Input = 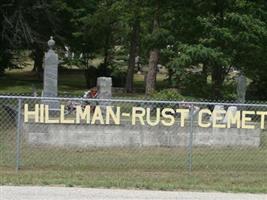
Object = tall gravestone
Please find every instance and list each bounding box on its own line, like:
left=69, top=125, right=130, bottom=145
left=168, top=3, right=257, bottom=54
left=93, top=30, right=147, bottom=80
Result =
left=43, top=37, right=59, bottom=109
left=237, top=73, right=247, bottom=103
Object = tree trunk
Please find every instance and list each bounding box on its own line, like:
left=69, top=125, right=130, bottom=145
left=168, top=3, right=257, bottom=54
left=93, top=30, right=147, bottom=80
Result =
left=0, top=67, right=4, bottom=77
left=211, top=66, right=225, bottom=99
left=125, top=18, right=140, bottom=93
left=210, top=1, right=226, bottom=99
left=32, top=45, right=44, bottom=80
left=103, top=31, right=111, bottom=76
left=145, top=0, right=160, bottom=95
left=85, top=69, right=96, bottom=88
left=146, top=49, right=160, bottom=94
left=83, top=55, right=97, bottom=88
left=201, top=64, right=208, bottom=85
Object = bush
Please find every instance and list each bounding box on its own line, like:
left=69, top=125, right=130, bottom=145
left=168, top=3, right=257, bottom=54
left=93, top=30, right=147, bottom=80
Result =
left=111, top=69, right=127, bottom=87
left=84, top=66, right=97, bottom=88
left=247, top=80, right=267, bottom=101
left=96, top=63, right=112, bottom=77
left=151, top=88, right=186, bottom=101
left=178, top=72, right=210, bottom=98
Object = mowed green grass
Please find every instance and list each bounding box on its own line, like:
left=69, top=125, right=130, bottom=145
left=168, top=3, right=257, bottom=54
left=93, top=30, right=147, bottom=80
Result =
left=0, top=122, right=266, bottom=193
left=0, top=69, right=87, bottom=95
left=0, top=68, right=167, bottom=96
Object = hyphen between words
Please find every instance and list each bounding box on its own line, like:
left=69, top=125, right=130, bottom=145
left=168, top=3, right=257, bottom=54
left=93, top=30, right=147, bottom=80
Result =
left=24, top=104, right=267, bottom=129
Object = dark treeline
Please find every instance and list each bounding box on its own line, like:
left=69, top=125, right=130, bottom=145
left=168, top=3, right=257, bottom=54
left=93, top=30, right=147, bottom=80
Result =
left=1, top=0, right=267, bottom=100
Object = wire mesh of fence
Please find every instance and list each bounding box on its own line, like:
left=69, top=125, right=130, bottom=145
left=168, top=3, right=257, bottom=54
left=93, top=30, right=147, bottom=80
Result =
left=0, top=95, right=266, bottom=191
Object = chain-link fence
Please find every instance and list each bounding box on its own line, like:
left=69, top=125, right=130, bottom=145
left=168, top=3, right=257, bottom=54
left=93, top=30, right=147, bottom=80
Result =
left=0, top=95, right=267, bottom=191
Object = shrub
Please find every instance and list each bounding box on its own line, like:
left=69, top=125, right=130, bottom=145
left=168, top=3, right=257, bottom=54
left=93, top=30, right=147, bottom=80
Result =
left=151, top=88, right=186, bottom=101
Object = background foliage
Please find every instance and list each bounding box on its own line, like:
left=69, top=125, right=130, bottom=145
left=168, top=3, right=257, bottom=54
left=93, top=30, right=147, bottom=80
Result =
left=0, top=0, right=267, bottom=100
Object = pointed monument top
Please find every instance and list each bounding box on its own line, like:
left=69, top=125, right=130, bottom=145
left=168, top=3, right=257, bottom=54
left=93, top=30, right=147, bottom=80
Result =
left=48, top=36, right=55, bottom=50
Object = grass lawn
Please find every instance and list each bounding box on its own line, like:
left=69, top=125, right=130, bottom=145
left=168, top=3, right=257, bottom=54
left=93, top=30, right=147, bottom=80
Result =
left=0, top=68, right=90, bottom=95
left=0, top=67, right=167, bottom=97
left=0, top=123, right=266, bottom=193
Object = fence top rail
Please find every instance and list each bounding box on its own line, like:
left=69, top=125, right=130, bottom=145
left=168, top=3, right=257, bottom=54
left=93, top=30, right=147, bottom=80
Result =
left=0, top=95, right=267, bottom=107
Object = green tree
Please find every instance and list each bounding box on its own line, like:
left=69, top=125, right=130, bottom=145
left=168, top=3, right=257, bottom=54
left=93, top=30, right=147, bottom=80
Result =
left=0, top=0, right=65, bottom=77
left=166, top=0, right=267, bottom=99
left=124, top=0, right=142, bottom=93
left=62, top=0, right=126, bottom=87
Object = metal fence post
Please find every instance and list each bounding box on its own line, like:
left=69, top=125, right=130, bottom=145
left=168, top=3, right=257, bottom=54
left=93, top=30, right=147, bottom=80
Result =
left=16, top=98, right=22, bottom=172
left=187, top=104, right=194, bottom=173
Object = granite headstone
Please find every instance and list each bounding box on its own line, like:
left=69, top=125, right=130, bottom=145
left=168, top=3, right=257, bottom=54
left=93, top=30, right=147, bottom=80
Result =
left=43, top=37, right=59, bottom=109
left=97, top=77, right=112, bottom=113
left=237, top=73, right=247, bottom=103
left=97, top=77, right=112, bottom=99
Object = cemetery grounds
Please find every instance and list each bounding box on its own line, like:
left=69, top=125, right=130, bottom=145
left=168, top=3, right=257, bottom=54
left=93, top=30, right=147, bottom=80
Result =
left=0, top=101, right=266, bottom=194
left=0, top=68, right=266, bottom=194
